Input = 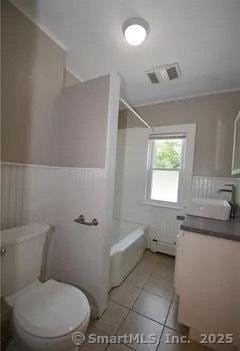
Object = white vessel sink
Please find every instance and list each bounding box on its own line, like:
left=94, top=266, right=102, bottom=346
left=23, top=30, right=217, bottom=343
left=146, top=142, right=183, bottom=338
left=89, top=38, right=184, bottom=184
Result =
left=186, top=198, right=231, bottom=221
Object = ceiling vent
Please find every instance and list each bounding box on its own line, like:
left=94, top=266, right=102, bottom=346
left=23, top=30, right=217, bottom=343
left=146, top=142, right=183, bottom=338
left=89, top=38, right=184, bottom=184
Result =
left=146, top=63, right=181, bottom=83
left=146, top=72, right=159, bottom=84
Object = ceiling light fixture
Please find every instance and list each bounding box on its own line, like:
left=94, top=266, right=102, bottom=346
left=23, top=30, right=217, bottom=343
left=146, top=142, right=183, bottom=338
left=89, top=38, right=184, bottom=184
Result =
left=122, top=17, right=149, bottom=46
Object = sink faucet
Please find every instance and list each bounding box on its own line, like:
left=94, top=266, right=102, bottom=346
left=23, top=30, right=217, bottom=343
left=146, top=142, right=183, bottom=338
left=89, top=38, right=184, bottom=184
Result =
left=218, top=184, right=237, bottom=219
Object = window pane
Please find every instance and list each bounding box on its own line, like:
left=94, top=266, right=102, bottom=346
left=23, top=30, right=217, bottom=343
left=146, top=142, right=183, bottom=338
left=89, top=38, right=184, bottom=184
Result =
left=151, top=170, right=179, bottom=203
left=153, top=139, right=183, bottom=169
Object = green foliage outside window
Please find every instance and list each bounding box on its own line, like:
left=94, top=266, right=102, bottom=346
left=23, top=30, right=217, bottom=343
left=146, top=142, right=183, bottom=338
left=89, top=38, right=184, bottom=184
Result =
left=153, top=139, right=182, bottom=169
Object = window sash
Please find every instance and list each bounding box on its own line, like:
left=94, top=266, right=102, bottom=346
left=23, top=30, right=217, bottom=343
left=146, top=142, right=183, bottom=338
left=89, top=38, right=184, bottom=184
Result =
left=150, top=169, right=180, bottom=203
left=146, top=135, right=186, bottom=205
left=149, top=133, right=186, bottom=140
left=151, top=167, right=180, bottom=171
left=149, top=137, right=185, bottom=170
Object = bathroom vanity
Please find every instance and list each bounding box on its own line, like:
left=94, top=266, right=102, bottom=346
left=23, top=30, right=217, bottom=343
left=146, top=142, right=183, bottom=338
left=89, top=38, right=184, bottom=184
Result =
left=174, top=215, right=240, bottom=351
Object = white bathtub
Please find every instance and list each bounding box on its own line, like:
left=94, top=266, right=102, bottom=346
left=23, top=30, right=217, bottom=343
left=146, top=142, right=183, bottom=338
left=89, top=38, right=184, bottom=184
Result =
left=109, top=219, right=147, bottom=289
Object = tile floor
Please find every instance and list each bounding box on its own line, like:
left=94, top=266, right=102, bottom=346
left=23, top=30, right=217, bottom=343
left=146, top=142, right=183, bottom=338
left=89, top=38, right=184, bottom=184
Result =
left=83, top=250, right=212, bottom=351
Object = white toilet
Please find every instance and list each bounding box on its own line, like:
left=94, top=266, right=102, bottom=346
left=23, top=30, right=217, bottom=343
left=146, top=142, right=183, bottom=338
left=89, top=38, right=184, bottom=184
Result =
left=1, top=223, right=90, bottom=351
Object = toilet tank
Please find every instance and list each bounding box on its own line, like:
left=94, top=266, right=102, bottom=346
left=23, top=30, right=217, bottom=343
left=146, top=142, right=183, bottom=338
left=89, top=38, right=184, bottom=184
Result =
left=0, top=223, right=54, bottom=297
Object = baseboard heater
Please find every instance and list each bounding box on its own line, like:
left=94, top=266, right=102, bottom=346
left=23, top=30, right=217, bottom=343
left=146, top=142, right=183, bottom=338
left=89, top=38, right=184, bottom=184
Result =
left=150, top=240, right=176, bottom=256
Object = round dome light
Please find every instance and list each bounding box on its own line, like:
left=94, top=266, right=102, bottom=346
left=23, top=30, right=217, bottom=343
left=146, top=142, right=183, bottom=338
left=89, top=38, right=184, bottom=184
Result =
left=123, top=18, right=149, bottom=46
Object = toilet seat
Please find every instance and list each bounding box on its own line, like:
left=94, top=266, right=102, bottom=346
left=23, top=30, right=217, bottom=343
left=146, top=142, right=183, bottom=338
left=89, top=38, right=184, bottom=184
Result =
left=13, top=279, right=90, bottom=339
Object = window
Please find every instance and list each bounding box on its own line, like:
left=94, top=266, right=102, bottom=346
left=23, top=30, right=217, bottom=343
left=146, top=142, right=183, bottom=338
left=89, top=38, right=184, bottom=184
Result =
left=149, top=136, right=185, bottom=203
left=145, top=124, right=196, bottom=208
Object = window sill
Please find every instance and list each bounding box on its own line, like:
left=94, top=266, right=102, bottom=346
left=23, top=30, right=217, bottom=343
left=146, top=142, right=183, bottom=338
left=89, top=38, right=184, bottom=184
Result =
left=140, top=201, right=183, bottom=210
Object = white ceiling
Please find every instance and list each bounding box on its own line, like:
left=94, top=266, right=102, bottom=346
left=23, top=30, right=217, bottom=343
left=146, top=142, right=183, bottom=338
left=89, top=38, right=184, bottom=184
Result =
left=11, top=0, right=240, bottom=106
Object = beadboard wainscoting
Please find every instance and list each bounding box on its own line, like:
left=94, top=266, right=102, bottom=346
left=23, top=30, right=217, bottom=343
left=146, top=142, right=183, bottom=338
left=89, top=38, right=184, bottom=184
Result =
left=192, top=176, right=240, bottom=202
left=1, top=163, right=58, bottom=230
left=1, top=162, right=107, bottom=231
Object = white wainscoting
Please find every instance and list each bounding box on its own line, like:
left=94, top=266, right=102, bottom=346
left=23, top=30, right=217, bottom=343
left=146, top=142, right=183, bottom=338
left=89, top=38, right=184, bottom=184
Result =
left=1, top=163, right=57, bottom=230
left=192, top=176, right=240, bottom=203
left=1, top=163, right=107, bottom=230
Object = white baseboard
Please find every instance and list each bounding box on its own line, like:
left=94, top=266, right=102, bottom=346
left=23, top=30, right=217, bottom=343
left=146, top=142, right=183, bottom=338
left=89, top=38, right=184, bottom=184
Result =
left=150, top=241, right=176, bottom=256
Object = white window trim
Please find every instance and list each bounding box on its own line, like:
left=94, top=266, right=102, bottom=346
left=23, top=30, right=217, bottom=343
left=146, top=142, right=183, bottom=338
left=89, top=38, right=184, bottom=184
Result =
left=145, top=123, right=196, bottom=209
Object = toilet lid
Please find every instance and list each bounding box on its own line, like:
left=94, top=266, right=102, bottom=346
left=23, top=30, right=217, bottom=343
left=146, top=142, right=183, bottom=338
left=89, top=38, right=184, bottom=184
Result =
left=14, top=280, right=90, bottom=339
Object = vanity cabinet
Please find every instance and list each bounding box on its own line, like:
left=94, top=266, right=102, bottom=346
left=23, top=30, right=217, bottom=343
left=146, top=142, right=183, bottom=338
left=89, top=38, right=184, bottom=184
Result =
left=232, top=111, right=240, bottom=175
left=174, top=230, right=240, bottom=349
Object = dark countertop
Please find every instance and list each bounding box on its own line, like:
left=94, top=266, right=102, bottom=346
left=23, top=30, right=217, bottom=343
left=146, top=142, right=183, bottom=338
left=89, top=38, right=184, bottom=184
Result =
left=180, top=215, right=240, bottom=242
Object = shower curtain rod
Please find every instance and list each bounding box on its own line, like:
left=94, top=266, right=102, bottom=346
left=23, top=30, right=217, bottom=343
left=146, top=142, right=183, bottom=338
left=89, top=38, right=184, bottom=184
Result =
left=120, top=98, right=151, bottom=129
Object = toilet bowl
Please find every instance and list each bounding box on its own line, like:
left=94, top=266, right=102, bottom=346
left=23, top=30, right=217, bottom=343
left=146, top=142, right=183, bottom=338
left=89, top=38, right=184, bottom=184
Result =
left=6, top=279, right=90, bottom=351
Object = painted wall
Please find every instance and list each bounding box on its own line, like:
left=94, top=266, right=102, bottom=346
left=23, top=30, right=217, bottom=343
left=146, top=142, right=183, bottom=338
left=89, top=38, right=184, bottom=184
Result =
left=64, top=68, right=81, bottom=87
left=57, top=75, right=110, bottom=168
left=1, top=2, right=110, bottom=169
left=1, top=1, right=66, bottom=166
left=119, top=91, right=240, bottom=177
